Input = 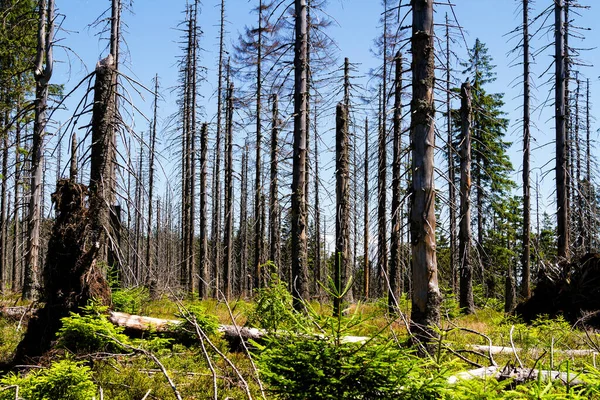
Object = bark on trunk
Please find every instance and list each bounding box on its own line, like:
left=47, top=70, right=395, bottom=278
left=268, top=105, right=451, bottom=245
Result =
left=199, top=123, right=209, bottom=298
left=555, top=0, right=569, bottom=262
left=254, top=0, right=264, bottom=290
left=363, top=117, right=370, bottom=299
left=23, top=0, right=54, bottom=300
left=389, top=52, right=402, bottom=313
left=146, top=76, right=159, bottom=289
left=409, top=0, right=441, bottom=345
left=223, top=83, right=234, bottom=300
left=269, top=94, right=280, bottom=268
left=239, top=142, right=249, bottom=296
left=521, top=0, right=531, bottom=299
left=459, top=82, right=474, bottom=315
left=0, top=133, right=7, bottom=292
left=334, top=103, right=349, bottom=317
left=212, top=0, right=226, bottom=297
left=445, top=13, right=457, bottom=295
left=291, top=0, right=309, bottom=309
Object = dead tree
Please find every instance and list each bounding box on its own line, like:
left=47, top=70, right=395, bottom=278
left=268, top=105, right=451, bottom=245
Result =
left=23, top=0, right=54, bottom=300
left=199, top=123, right=209, bottom=298
left=363, top=117, right=370, bottom=299
left=334, top=103, right=349, bottom=317
left=445, top=13, right=457, bottom=295
left=291, top=0, right=309, bottom=309
left=555, top=0, right=569, bottom=261
left=585, top=78, right=593, bottom=252
left=269, top=94, right=280, bottom=269
left=574, top=73, right=583, bottom=252
left=239, top=141, right=249, bottom=297
left=145, top=75, right=159, bottom=288
left=211, top=0, right=226, bottom=297
left=253, top=0, right=265, bottom=291
left=521, top=0, right=532, bottom=299
left=377, top=83, right=387, bottom=298
left=459, top=82, right=474, bottom=315
left=11, top=119, right=23, bottom=290
left=377, top=78, right=388, bottom=296
left=223, top=83, right=234, bottom=300
left=105, top=0, right=122, bottom=272
left=343, top=57, right=355, bottom=303
left=313, top=104, right=321, bottom=298
left=1, top=128, right=8, bottom=291
left=410, top=0, right=441, bottom=344
left=12, top=49, right=117, bottom=361
left=389, top=52, right=402, bottom=313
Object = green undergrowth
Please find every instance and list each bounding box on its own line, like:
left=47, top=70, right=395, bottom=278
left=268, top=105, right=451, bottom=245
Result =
left=3, top=286, right=600, bottom=399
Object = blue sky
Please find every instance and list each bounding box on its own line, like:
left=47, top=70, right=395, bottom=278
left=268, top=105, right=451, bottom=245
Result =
left=50, top=0, right=599, bottom=227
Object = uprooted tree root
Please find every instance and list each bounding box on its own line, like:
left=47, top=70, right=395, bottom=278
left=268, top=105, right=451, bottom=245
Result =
left=516, top=253, right=600, bottom=327
left=11, top=180, right=111, bottom=364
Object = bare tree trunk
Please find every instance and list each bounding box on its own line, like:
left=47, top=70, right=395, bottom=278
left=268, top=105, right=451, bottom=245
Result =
left=334, top=103, right=349, bottom=317
left=134, top=142, right=143, bottom=282
left=212, top=0, right=226, bottom=298
left=313, top=104, right=321, bottom=298
left=253, top=0, right=264, bottom=290
left=343, top=57, right=355, bottom=303
left=445, top=13, right=457, bottom=296
left=180, top=7, right=192, bottom=291
left=12, top=118, right=23, bottom=291
left=555, top=0, right=569, bottom=261
left=410, top=0, right=441, bottom=344
left=239, top=141, right=249, bottom=297
left=23, top=0, right=54, bottom=300
left=105, top=0, right=121, bottom=271
left=291, top=0, right=309, bottom=309
left=188, top=3, right=198, bottom=293
left=199, top=123, right=209, bottom=298
left=585, top=79, right=592, bottom=252
left=223, top=83, right=234, bottom=300
left=363, top=117, right=370, bottom=300
left=269, top=94, right=280, bottom=268
left=459, top=82, right=474, bottom=315
left=89, top=56, right=117, bottom=270
left=0, top=133, right=7, bottom=292
left=377, top=5, right=389, bottom=297
left=574, top=74, right=583, bottom=252
left=389, top=52, right=402, bottom=313
left=521, top=0, right=531, bottom=299
left=564, top=1, right=572, bottom=249
left=146, top=76, right=159, bottom=289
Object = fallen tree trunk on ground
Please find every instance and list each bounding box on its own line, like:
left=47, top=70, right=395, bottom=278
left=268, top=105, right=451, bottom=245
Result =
left=106, top=311, right=368, bottom=348
left=447, top=365, right=584, bottom=385
left=469, top=344, right=598, bottom=357
left=0, top=306, right=35, bottom=321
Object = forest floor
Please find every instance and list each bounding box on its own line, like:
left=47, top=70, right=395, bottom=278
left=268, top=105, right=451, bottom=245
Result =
left=2, top=288, right=600, bottom=399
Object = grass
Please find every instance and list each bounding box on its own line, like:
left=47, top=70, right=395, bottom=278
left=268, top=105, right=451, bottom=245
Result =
left=3, top=291, right=600, bottom=399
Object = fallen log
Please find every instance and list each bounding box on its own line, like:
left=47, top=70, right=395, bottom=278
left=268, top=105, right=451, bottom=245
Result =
left=447, top=365, right=584, bottom=385
left=469, top=344, right=598, bottom=358
left=0, top=306, right=34, bottom=321
left=107, top=311, right=369, bottom=348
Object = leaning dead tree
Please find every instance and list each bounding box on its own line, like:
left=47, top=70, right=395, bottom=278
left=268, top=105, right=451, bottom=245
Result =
left=410, top=0, right=442, bottom=344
